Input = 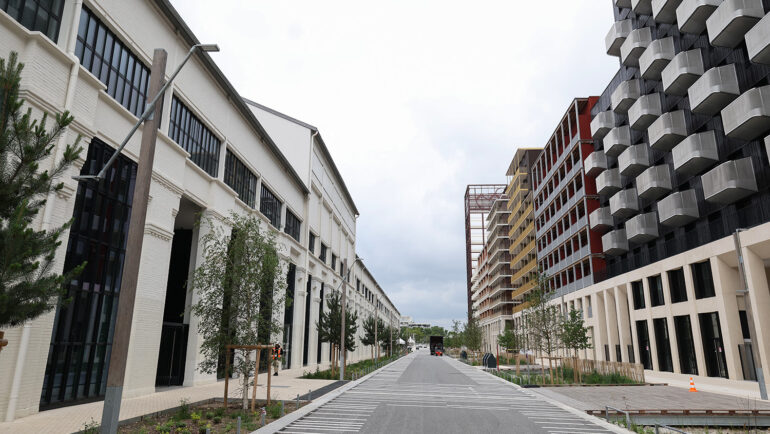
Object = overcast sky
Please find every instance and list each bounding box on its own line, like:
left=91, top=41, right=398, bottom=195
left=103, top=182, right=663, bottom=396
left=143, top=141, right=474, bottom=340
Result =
left=170, top=1, right=620, bottom=328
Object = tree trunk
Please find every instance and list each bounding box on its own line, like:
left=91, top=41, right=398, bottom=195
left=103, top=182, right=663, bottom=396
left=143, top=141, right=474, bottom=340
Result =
left=241, top=351, right=251, bottom=410
left=515, top=353, right=520, bottom=376
left=548, top=357, right=554, bottom=385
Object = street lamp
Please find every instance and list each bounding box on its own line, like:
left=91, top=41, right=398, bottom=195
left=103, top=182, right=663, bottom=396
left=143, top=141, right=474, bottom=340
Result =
left=97, top=43, right=218, bottom=434
left=338, top=256, right=362, bottom=381
left=74, top=43, right=219, bottom=182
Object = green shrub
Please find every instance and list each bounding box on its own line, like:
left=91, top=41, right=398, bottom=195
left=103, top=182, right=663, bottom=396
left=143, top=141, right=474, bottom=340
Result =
left=175, top=398, right=191, bottom=420
left=266, top=402, right=282, bottom=419
left=205, top=411, right=214, bottom=420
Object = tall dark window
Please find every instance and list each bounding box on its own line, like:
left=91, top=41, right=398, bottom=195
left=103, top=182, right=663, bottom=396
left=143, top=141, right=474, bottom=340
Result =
left=75, top=7, right=149, bottom=118
left=674, top=315, right=698, bottom=375
left=259, top=184, right=281, bottom=228
left=168, top=96, right=221, bottom=177
left=282, top=264, right=296, bottom=369
left=331, top=254, right=337, bottom=271
left=2, top=0, right=65, bottom=42
left=309, top=233, right=316, bottom=254
left=692, top=261, right=716, bottom=299
left=302, top=277, right=311, bottom=367
left=631, top=280, right=645, bottom=310
left=699, top=312, right=728, bottom=378
left=648, top=275, right=665, bottom=307
left=319, top=244, right=328, bottom=263
left=41, top=138, right=136, bottom=409
left=668, top=268, right=688, bottom=303
left=224, top=150, right=257, bottom=208
left=317, top=284, right=325, bottom=364
left=636, top=320, right=652, bottom=370
left=653, top=318, right=674, bottom=372
left=285, top=210, right=301, bottom=242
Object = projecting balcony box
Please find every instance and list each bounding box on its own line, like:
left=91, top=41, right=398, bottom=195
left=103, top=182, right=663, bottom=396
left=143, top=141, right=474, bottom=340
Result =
left=659, top=190, right=700, bottom=226
left=604, top=125, right=632, bottom=157
left=621, top=28, right=653, bottom=66
left=721, top=85, right=770, bottom=141
left=746, top=12, right=770, bottom=64
left=688, top=64, right=740, bottom=115
left=629, top=93, right=663, bottom=130
left=672, top=131, right=719, bottom=175
left=637, top=165, right=673, bottom=200
left=702, top=157, right=758, bottom=204
left=610, top=188, right=640, bottom=219
left=640, top=37, right=675, bottom=80
left=590, top=207, right=614, bottom=233
left=619, top=143, right=651, bottom=177
left=649, top=110, right=688, bottom=151
left=585, top=151, right=608, bottom=177
left=677, top=0, right=722, bottom=34
left=626, top=212, right=660, bottom=243
left=634, top=0, right=655, bottom=14
left=591, top=110, right=617, bottom=140
left=653, top=0, right=684, bottom=23
left=606, top=20, right=634, bottom=56
left=603, top=229, right=629, bottom=256
left=662, top=49, right=705, bottom=95
left=706, top=0, right=764, bottom=48
left=611, top=79, right=642, bottom=114
left=617, top=0, right=633, bottom=8
left=597, top=168, right=623, bottom=196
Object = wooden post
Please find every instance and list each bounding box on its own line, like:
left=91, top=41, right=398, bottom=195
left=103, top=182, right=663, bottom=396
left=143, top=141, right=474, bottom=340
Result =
left=251, top=349, right=261, bottom=411
left=224, top=348, right=231, bottom=409
left=267, top=347, right=272, bottom=405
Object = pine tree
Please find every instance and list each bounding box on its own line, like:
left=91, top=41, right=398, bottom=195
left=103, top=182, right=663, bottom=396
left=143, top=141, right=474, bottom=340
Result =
left=0, top=51, right=84, bottom=337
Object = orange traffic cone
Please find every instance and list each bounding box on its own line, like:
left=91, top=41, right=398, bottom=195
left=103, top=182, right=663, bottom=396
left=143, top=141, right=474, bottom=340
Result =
left=688, top=377, right=697, bottom=392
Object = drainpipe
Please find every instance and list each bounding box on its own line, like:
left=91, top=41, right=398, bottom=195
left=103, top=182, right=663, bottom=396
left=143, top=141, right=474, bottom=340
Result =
left=6, top=1, right=84, bottom=422
left=733, top=229, right=768, bottom=400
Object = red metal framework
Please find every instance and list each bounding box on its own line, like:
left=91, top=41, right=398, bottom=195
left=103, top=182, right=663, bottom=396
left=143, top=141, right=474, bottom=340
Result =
left=464, top=184, right=506, bottom=319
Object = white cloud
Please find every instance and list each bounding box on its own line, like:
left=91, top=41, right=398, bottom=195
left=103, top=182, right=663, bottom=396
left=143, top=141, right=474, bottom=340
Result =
left=170, top=0, right=619, bottom=328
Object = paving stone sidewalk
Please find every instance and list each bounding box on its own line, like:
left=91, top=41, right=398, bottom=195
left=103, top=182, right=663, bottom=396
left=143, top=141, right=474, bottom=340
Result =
left=0, top=375, right=336, bottom=434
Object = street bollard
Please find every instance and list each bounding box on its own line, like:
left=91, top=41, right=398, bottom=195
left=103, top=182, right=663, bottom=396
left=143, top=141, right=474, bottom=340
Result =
left=308, top=389, right=312, bottom=401
left=280, top=400, right=285, bottom=417
left=296, top=394, right=300, bottom=410
left=237, top=416, right=241, bottom=434
left=260, top=408, right=265, bottom=426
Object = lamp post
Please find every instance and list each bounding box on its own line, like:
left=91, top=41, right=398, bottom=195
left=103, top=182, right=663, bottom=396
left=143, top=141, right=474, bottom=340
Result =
left=97, top=43, right=219, bottom=433
left=338, top=257, right=362, bottom=381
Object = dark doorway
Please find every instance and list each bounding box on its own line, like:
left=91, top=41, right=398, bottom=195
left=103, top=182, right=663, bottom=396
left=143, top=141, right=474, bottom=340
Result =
left=699, top=312, right=728, bottom=378
left=653, top=318, right=673, bottom=372
left=636, top=320, right=652, bottom=370
left=302, top=277, right=312, bottom=366
left=674, top=315, right=698, bottom=375
left=282, top=264, right=296, bottom=369
left=155, top=229, right=193, bottom=386
left=40, top=138, right=137, bottom=409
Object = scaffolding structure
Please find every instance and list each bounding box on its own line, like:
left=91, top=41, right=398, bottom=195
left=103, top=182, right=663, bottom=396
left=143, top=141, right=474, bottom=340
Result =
left=464, top=184, right=506, bottom=319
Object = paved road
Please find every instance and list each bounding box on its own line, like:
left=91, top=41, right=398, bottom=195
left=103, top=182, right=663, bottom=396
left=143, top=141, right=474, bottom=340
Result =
left=277, top=350, right=620, bottom=433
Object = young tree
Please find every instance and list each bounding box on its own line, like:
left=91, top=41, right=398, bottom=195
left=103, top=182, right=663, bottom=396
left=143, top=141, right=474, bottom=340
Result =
left=524, top=271, right=560, bottom=384
left=560, top=308, right=592, bottom=383
left=361, top=315, right=377, bottom=361
left=317, top=290, right=358, bottom=374
left=445, top=319, right=464, bottom=349
left=0, top=52, right=84, bottom=347
left=497, top=323, right=523, bottom=374
left=464, top=312, right=483, bottom=359
left=189, top=213, right=286, bottom=409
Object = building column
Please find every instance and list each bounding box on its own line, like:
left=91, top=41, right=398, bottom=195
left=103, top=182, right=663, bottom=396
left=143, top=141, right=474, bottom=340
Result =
left=308, top=280, right=321, bottom=368
left=123, top=181, right=180, bottom=397
left=741, top=246, right=770, bottom=383
left=614, top=285, right=633, bottom=363
left=183, top=210, right=229, bottom=387
left=594, top=292, right=608, bottom=361
left=660, top=272, right=681, bottom=374
left=712, top=255, right=744, bottom=380
left=683, top=259, right=708, bottom=377
left=604, top=288, right=619, bottom=362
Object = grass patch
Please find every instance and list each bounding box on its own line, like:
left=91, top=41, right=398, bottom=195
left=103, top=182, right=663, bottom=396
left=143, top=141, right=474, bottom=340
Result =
left=301, top=354, right=403, bottom=380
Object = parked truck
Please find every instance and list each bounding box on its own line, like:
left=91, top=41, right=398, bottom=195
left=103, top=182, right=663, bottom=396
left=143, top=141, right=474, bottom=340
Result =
left=429, top=336, right=444, bottom=356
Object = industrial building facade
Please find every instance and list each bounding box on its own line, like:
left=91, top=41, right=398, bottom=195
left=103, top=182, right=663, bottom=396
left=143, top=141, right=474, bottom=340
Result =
left=0, top=0, right=398, bottom=422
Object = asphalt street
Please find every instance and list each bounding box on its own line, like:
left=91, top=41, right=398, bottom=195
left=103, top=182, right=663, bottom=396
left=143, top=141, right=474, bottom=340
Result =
left=276, top=350, right=620, bottom=433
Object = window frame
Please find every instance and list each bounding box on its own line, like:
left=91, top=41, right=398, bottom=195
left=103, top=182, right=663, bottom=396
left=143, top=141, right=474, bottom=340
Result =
left=258, top=184, right=282, bottom=228
left=168, top=95, right=222, bottom=177
left=2, top=0, right=66, bottom=42
left=284, top=209, right=301, bottom=242
left=223, top=149, right=257, bottom=208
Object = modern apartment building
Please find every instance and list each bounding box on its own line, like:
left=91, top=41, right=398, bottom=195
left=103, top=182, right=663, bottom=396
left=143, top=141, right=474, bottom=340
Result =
left=464, top=184, right=507, bottom=317
left=532, top=98, right=607, bottom=297
left=0, top=0, right=398, bottom=422
left=560, top=0, right=770, bottom=393
left=471, top=193, right=511, bottom=352
left=506, top=149, right=542, bottom=316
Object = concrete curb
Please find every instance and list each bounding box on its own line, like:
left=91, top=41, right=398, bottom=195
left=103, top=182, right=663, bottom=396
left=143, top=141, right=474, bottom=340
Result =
left=253, top=355, right=410, bottom=433
left=446, top=357, right=632, bottom=434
